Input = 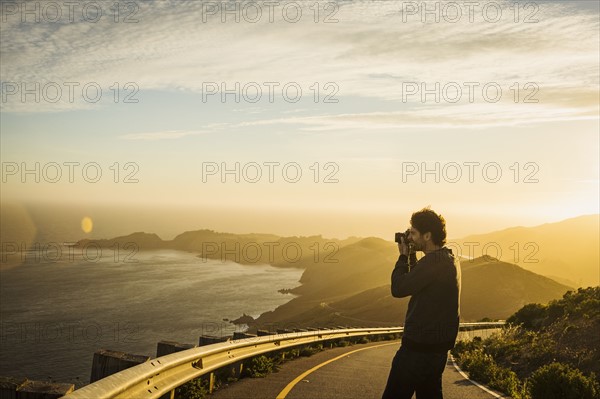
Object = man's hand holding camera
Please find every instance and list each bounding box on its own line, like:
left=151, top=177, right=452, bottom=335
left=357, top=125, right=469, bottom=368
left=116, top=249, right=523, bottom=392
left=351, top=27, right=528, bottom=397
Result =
left=395, top=228, right=412, bottom=256
left=399, top=237, right=409, bottom=256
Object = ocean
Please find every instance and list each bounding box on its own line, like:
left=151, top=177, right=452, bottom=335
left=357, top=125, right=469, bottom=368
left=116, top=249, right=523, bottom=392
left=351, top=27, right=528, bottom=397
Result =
left=0, top=248, right=303, bottom=388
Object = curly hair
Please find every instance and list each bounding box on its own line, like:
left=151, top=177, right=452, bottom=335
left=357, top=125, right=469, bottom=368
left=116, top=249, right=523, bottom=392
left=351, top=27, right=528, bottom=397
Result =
left=410, top=207, right=447, bottom=246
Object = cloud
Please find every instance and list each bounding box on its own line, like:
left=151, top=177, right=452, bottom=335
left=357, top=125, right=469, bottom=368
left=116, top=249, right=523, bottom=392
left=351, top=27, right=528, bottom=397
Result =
left=118, top=130, right=209, bottom=140
left=227, top=101, right=597, bottom=131
left=1, top=0, right=598, bottom=130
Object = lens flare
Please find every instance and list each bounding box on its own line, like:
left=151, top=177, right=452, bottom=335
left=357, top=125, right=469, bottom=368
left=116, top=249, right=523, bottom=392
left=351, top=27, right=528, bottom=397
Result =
left=81, top=217, right=93, bottom=233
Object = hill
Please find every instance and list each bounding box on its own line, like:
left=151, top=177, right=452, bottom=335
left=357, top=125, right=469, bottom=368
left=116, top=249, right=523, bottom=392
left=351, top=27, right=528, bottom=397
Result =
left=66, top=215, right=595, bottom=331
left=449, top=214, right=599, bottom=288
left=282, top=237, right=399, bottom=297
left=245, top=251, right=574, bottom=331
left=74, top=229, right=362, bottom=267
left=76, top=232, right=166, bottom=250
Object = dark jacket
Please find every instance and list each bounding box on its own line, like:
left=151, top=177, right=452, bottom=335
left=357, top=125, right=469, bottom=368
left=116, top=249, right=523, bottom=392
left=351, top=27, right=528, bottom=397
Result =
left=391, top=247, right=461, bottom=352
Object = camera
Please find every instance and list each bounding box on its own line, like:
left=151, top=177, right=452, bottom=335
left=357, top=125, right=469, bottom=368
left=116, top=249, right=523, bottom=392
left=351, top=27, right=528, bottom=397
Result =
left=394, top=228, right=412, bottom=244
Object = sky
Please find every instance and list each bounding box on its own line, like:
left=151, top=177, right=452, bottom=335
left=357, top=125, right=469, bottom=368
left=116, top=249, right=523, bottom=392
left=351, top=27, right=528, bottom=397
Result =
left=1, top=0, right=599, bottom=240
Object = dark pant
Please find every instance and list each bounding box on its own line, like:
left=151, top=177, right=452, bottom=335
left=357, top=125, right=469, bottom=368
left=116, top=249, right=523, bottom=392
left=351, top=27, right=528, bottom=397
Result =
left=381, top=344, right=448, bottom=399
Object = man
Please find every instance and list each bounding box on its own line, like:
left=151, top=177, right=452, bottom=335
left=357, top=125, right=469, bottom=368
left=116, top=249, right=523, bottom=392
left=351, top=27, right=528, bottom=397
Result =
left=381, top=207, right=461, bottom=399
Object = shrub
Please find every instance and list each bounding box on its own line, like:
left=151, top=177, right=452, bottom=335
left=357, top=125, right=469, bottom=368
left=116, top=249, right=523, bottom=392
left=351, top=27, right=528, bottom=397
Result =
left=300, top=345, right=322, bottom=357
left=357, top=336, right=370, bottom=344
left=459, top=350, right=497, bottom=384
left=528, top=362, right=600, bottom=399
left=452, top=337, right=483, bottom=358
left=546, top=301, right=566, bottom=325
left=213, top=365, right=239, bottom=387
left=577, top=297, right=600, bottom=317
left=242, top=355, right=276, bottom=378
left=507, top=303, right=548, bottom=330
left=175, top=377, right=209, bottom=399
left=287, top=348, right=301, bottom=358
left=489, top=366, right=523, bottom=399
left=455, top=348, right=530, bottom=399
left=334, top=339, right=351, bottom=347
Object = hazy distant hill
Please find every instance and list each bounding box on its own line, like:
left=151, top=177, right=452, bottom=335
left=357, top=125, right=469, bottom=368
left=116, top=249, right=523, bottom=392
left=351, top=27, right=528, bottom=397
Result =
left=459, top=255, right=576, bottom=318
left=76, top=232, right=166, bottom=250
left=449, top=214, right=599, bottom=288
left=246, top=251, right=575, bottom=331
left=74, top=229, right=362, bottom=267
left=67, top=215, right=595, bottom=331
left=281, top=237, right=399, bottom=297
left=67, top=215, right=599, bottom=284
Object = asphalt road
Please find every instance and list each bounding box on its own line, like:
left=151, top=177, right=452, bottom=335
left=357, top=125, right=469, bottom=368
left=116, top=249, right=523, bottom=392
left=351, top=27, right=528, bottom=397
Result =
left=209, top=334, right=507, bottom=399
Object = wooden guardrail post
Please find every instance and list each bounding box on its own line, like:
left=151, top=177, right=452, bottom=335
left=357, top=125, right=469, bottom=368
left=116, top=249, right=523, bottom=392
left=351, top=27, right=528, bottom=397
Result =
left=256, top=330, right=277, bottom=360
left=0, top=376, right=27, bottom=399
left=0, top=377, right=74, bottom=399
left=19, top=381, right=75, bottom=399
left=157, top=340, right=196, bottom=357
left=198, top=335, right=231, bottom=393
left=156, top=341, right=197, bottom=399
left=275, top=329, right=296, bottom=360
left=90, top=349, right=150, bottom=383
left=198, top=335, right=230, bottom=346
left=232, top=332, right=257, bottom=340
left=256, top=329, right=276, bottom=336
left=231, top=332, right=257, bottom=372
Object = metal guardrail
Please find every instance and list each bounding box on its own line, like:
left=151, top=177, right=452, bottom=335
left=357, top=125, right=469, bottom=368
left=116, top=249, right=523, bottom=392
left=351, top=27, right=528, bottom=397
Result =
left=62, top=322, right=505, bottom=399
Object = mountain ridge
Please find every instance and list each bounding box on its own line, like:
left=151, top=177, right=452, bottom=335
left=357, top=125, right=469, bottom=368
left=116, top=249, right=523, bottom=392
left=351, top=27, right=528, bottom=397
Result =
left=68, top=215, right=597, bottom=331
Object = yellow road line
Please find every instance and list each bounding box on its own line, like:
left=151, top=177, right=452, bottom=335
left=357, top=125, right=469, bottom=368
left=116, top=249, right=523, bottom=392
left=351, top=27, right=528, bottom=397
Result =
left=276, top=341, right=399, bottom=399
